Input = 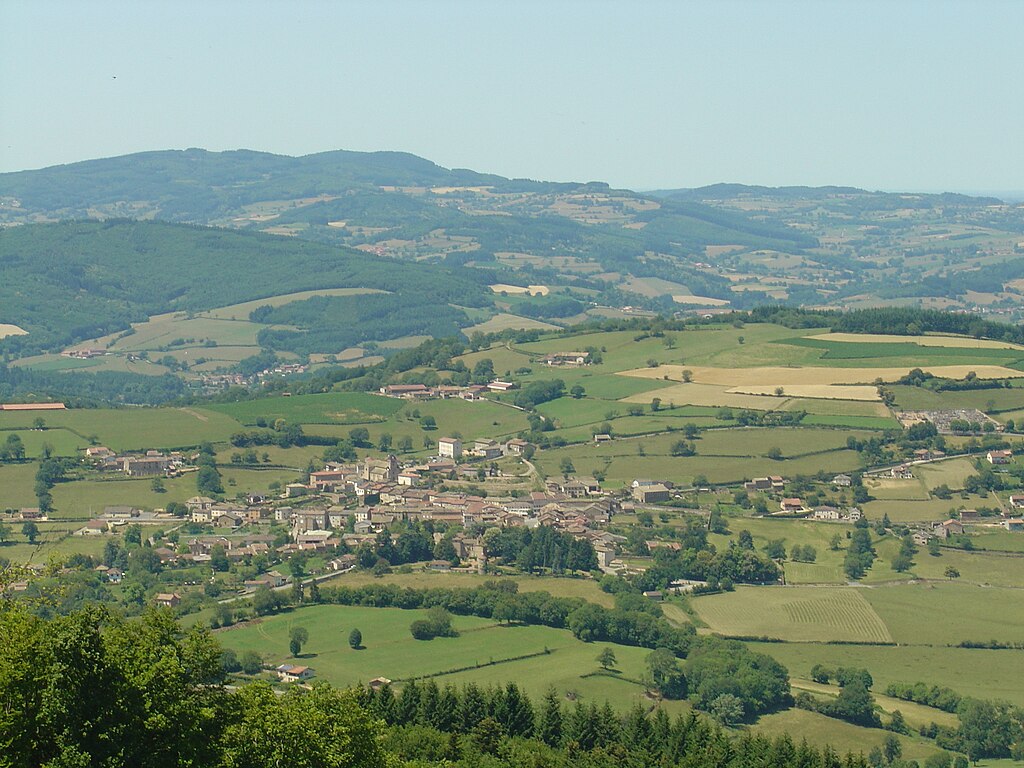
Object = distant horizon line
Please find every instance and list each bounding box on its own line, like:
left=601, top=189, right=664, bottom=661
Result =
left=2, top=146, right=1022, bottom=202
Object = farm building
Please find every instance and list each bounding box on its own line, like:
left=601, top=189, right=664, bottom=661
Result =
left=987, top=450, right=1012, bottom=465
left=632, top=484, right=670, bottom=503
left=276, top=664, right=315, bottom=683
left=438, top=437, right=463, bottom=460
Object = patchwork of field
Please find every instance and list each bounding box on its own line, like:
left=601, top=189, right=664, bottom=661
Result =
left=692, top=587, right=894, bottom=643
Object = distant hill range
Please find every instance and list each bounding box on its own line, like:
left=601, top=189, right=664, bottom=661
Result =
left=2, top=148, right=1023, bottom=362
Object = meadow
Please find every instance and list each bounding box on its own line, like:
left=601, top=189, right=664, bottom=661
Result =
left=218, top=604, right=659, bottom=708
left=206, top=392, right=403, bottom=426
left=749, top=641, right=1024, bottom=708
left=0, top=407, right=243, bottom=452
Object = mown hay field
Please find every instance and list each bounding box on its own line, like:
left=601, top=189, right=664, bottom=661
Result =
left=862, top=581, right=1024, bottom=645
left=727, top=384, right=880, bottom=401
left=692, top=586, right=894, bottom=643
left=810, top=332, right=1024, bottom=350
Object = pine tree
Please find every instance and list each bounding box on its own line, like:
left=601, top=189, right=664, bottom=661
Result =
left=536, top=687, right=563, bottom=747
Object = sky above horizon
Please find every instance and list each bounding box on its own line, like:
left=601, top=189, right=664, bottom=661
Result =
left=2, top=0, right=1022, bottom=193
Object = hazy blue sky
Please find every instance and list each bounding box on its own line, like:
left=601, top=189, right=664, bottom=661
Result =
left=2, top=0, right=1022, bottom=192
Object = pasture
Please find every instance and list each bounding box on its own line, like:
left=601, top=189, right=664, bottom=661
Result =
left=751, top=708, right=946, bottom=764
left=691, top=586, right=894, bottom=643
left=749, top=641, right=1024, bottom=707
left=809, top=332, right=1024, bottom=350
left=207, top=392, right=403, bottom=426
left=218, top=604, right=659, bottom=709
left=0, top=407, right=242, bottom=451
left=862, top=581, right=1024, bottom=645
left=621, top=363, right=1024, bottom=387
left=465, top=313, right=559, bottom=335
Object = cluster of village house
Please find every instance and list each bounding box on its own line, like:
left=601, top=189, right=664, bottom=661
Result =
left=82, top=445, right=186, bottom=477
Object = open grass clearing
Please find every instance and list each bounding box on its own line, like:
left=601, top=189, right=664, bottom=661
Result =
left=862, top=581, right=1024, bottom=645
left=201, top=288, right=386, bottom=320
left=692, top=586, right=893, bottom=643
left=620, top=364, right=1024, bottom=388
left=727, top=385, right=880, bottom=401
left=810, top=332, right=1024, bottom=350
left=861, top=497, right=970, bottom=523
left=915, top=458, right=977, bottom=491
left=750, top=708, right=948, bottom=764
left=465, top=313, right=559, bottom=335
left=206, top=392, right=403, bottom=426
left=218, top=604, right=659, bottom=708
left=709, top=518, right=853, bottom=584
left=0, top=428, right=86, bottom=457
left=0, top=407, right=242, bottom=451
left=864, top=476, right=931, bottom=501
left=489, top=284, right=549, bottom=296
left=779, top=398, right=893, bottom=417
left=0, top=463, right=41, bottom=508
left=891, top=384, right=1024, bottom=412
left=749, top=641, right=1024, bottom=707
left=790, top=678, right=959, bottom=729
left=0, top=323, right=28, bottom=338
left=48, top=474, right=206, bottom=518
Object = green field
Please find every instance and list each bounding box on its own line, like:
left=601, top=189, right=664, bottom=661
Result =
left=750, top=641, right=1024, bottom=707
left=0, top=408, right=242, bottom=451
left=207, top=392, right=403, bottom=426
left=692, top=586, right=894, bottom=643
left=751, top=708, right=948, bottom=764
left=218, top=604, right=658, bottom=709
left=862, top=581, right=1024, bottom=645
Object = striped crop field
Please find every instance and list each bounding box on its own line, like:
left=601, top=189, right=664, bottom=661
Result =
left=692, top=586, right=894, bottom=643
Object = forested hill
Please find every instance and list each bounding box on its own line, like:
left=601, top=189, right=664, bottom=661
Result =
left=0, top=220, right=491, bottom=354
left=0, top=148, right=563, bottom=221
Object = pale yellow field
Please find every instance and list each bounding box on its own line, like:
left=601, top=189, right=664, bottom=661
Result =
left=620, top=364, right=1024, bottom=387
left=727, top=384, right=880, bottom=401
left=202, top=288, right=387, bottom=319
left=810, top=332, right=1024, bottom=350
left=672, top=295, right=730, bottom=306
left=619, top=382, right=784, bottom=410
left=466, top=313, right=560, bottom=334
left=0, top=324, right=28, bottom=339
left=489, top=284, right=550, bottom=296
